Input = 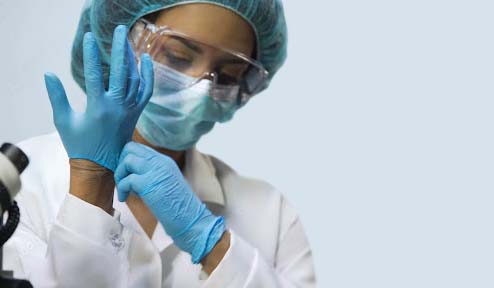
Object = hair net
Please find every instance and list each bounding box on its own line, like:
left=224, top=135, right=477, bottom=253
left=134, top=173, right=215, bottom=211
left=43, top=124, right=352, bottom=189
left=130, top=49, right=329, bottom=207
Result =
left=71, top=0, right=288, bottom=93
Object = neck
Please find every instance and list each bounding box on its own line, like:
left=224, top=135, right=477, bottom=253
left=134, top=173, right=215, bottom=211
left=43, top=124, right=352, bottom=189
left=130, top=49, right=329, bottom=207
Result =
left=131, top=129, right=186, bottom=170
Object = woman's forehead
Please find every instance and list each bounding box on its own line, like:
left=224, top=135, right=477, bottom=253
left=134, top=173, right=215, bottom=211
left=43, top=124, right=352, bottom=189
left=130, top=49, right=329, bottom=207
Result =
left=152, top=3, right=255, bottom=57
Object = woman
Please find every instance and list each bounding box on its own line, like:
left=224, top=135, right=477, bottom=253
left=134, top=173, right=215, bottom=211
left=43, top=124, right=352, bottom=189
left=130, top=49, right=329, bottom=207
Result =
left=5, top=0, right=316, bottom=287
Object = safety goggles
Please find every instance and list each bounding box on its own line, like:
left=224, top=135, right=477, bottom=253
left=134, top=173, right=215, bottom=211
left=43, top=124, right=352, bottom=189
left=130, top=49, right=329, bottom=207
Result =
left=129, top=19, right=269, bottom=105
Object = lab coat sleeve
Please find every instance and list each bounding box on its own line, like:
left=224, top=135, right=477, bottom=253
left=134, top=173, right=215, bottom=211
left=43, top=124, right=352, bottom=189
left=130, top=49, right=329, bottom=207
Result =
left=4, top=193, right=162, bottom=288
left=202, top=197, right=316, bottom=288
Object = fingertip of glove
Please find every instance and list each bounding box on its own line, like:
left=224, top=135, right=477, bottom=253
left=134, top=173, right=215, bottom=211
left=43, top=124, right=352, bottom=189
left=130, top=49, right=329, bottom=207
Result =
left=83, top=31, right=95, bottom=42
left=114, top=25, right=128, bottom=36
left=117, top=193, right=124, bottom=202
left=117, top=187, right=128, bottom=203
left=44, top=72, right=55, bottom=79
left=139, top=54, right=151, bottom=68
left=44, top=73, right=58, bottom=87
left=141, top=53, right=151, bottom=61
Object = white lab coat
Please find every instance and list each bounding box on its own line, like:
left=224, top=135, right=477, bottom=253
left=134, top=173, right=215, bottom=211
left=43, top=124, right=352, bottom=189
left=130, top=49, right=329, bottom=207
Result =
left=3, top=132, right=316, bottom=287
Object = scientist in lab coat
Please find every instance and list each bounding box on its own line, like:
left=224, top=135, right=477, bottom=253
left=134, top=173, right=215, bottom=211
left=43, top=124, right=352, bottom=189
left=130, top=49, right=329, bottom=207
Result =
left=4, top=0, right=316, bottom=287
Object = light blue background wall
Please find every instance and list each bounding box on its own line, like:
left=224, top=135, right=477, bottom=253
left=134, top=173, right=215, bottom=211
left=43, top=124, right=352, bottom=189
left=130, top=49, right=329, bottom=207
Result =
left=1, top=1, right=494, bottom=287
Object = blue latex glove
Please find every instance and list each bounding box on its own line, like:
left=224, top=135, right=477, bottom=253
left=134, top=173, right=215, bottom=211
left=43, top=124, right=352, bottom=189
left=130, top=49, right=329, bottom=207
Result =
left=114, top=142, right=226, bottom=263
left=44, top=25, right=154, bottom=171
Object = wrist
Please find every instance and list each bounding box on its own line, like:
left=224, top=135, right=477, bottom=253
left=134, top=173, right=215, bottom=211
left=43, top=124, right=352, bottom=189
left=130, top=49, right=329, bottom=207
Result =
left=69, top=159, right=115, bottom=214
left=201, top=230, right=230, bottom=275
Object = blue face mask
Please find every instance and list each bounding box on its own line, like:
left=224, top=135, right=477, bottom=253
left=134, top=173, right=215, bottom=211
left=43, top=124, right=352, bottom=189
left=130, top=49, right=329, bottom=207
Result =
left=136, top=62, right=241, bottom=151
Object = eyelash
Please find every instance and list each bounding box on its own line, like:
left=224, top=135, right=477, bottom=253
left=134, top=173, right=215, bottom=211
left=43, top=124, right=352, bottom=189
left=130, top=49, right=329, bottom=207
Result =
left=164, top=51, right=192, bottom=69
left=156, top=49, right=246, bottom=84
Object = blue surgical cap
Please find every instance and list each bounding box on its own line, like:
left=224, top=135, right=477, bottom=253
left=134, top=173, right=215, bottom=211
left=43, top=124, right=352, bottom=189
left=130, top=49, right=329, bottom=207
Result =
left=71, top=0, right=288, bottom=93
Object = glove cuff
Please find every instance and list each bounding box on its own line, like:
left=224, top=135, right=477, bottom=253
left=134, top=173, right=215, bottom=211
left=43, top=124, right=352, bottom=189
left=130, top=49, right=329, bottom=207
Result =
left=172, top=213, right=226, bottom=264
left=192, top=216, right=225, bottom=264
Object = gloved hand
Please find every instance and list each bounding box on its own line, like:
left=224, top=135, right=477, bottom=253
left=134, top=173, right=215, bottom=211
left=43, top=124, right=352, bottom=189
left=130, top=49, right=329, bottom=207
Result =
left=114, top=142, right=226, bottom=263
left=44, top=25, right=154, bottom=171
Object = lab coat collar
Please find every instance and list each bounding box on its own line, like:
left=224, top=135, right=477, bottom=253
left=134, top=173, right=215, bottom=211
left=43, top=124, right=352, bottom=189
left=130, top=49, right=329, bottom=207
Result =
left=183, top=146, right=225, bottom=206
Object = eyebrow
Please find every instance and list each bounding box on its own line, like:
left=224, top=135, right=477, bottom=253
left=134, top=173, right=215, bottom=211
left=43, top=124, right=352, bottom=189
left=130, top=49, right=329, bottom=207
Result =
left=172, top=36, right=203, bottom=54
left=218, top=58, right=249, bottom=65
left=172, top=36, right=250, bottom=65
